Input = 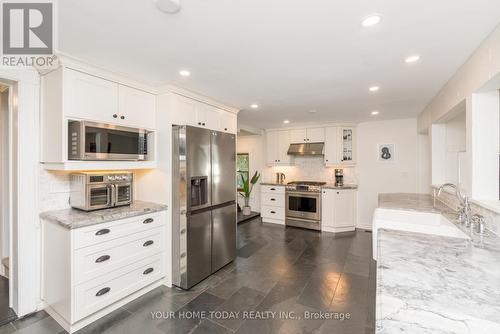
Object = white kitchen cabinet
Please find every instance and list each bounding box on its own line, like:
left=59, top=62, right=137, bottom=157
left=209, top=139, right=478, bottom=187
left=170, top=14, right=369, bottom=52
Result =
left=169, top=93, right=238, bottom=133
left=64, top=68, right=119, bottom=124
left=324, top=126, right=356, bottom=166
left=42, top=211, right=168, bottom=333
left=41, top=67, right=158, bottom=169
left=290, top=128, right=325, bottom=143
left=321, top=188, right=357, bottom=233
left=118, top=85, right=156, bottom=129
left=266, top=130, right=292, bottom=166
left=219, top=111, right=237, bottom=133
left=260, top=185, right=286, bottom=225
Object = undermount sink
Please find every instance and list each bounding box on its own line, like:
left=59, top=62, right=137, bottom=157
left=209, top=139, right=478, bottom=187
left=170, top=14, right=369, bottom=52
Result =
left=372, top=208, right=470, bottom=260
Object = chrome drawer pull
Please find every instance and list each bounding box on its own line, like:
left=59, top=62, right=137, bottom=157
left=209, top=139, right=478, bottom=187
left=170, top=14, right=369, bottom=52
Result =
left=95, top=255, right=110, bottom=263
left=143, top=240, right=154, bottom=247
left=143, top=267, right=154, bottom=275
left=143, top=218, right=154, bottom=224
left=96, top=287, right=110, bottom=297
left=95, top=229, right=110, bottom=236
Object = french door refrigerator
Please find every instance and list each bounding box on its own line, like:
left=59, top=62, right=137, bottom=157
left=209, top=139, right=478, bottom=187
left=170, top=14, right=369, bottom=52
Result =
left=172, top=125, right=237, bottom=289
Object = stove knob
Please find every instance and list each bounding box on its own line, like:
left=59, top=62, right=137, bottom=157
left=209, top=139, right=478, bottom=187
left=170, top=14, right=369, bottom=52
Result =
left=108, top=176, right=115, bottom=181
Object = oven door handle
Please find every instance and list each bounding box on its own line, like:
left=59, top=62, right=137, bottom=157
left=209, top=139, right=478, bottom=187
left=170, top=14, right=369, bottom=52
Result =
left=286, top=191, right=321, bottom=198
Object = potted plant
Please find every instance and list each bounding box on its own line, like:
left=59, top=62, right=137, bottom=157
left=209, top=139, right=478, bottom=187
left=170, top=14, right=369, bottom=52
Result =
left=238, top=171, right=260, bottom=215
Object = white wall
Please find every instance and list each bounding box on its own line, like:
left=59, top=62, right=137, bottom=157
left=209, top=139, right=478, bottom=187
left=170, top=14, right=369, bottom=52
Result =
left=357, top=118, right=421, bottom=228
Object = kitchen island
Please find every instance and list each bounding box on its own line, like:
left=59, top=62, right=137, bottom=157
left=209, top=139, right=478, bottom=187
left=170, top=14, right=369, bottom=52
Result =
left=376, top=193, right=500, bottom=333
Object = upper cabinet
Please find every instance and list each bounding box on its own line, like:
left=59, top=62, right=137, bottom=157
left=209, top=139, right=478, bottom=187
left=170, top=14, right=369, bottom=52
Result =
left=64, top=68, right=156, bottom=129
left=168, top=93, right=237, bottom=134
left=266, top=130, right=293, bottom=166
left=324, top=126, right=356, bottom=166
left=290, top=127, right=325, bottom=143
left=118, top=85, right=156, bottom=129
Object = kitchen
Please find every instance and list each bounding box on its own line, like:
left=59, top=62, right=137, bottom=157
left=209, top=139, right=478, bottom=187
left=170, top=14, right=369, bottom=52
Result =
left=0, top=1, right=500, bottom=334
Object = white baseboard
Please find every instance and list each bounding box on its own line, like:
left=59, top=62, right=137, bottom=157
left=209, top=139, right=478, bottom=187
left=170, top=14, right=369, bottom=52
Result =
left=356, top=222, right=372, bottom=230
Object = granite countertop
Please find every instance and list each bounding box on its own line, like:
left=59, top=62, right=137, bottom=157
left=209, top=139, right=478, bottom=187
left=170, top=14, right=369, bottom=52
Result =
left=376, top=193, right=500, bottom=333
left=260, top=182, right=286, bottom=186
left=40, top=200, right=168, bottom=229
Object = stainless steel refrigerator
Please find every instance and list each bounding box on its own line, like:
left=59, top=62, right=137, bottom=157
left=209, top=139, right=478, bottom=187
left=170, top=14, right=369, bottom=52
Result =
left=172, top=125, right=237, bottom=289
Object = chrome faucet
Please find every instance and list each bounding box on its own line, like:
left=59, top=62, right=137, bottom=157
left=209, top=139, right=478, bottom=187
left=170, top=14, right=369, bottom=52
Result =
left=471, top=214, right=486, bottom=235
left=436, top=183, right=471, bottom=225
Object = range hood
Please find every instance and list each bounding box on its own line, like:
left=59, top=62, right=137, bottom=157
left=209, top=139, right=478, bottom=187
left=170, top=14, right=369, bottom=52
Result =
left=287, top=143, right=324, bottom=156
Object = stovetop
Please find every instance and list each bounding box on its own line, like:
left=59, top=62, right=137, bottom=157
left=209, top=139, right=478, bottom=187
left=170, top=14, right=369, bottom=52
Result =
left=286, top=181, right=326, bottom=193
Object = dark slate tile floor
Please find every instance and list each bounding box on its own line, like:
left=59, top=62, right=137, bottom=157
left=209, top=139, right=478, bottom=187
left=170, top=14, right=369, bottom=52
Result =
left=0, top=218, right=376, bottom=334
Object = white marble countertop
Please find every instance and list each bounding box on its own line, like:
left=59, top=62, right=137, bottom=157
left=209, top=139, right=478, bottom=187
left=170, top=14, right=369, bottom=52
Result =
left=376, top=193, right=500, bottom=333
left=260, top=182, right=358, bottom=190
left=40, top=200, right=168, bottom=229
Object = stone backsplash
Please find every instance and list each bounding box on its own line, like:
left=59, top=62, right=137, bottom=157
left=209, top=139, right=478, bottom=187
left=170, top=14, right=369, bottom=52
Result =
left=433, top=187, right=500, bottom=236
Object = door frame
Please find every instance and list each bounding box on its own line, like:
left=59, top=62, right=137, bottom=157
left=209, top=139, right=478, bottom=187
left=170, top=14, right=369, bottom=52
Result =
left=0, top=68, right=40, bottom=317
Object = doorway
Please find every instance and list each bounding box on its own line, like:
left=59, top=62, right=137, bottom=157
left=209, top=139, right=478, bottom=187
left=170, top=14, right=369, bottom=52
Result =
left=0, top=83, right=17, bottom=325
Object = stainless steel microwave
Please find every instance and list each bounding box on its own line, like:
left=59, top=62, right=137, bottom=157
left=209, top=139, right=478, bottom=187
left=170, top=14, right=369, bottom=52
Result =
left=68, top=121, right=148, bottom=161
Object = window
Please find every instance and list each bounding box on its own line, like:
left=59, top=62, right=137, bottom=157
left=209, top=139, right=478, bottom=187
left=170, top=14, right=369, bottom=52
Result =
left=237, top=153, right=249, bottom=191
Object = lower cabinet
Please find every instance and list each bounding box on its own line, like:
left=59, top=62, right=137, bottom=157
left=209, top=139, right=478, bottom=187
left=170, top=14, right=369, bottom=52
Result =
left=260, top=185, right=286, bottom=224
left=42, top=211, right=167, bottom=333
left=321, top=189, right=357, bottom=232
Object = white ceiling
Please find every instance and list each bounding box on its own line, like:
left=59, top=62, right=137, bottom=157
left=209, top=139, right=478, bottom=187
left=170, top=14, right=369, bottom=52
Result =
left=58, top=0, right=500, bottom=129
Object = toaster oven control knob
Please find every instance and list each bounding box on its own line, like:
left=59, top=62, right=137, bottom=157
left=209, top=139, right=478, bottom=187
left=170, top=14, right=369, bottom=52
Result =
left=108, top=176, right=115, bottom=181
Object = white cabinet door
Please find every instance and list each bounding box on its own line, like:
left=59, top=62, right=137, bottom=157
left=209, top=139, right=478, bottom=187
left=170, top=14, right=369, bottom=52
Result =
left=266, top=131, right=279, bottom=165
left=118, top=85, right=156, bottom=129
left=333, top=190, right=356, bottom=228
left=277, top=130, right=292, bottom=164
left=170, top=94, right=198, bottom=126
left=219, top=111, right=237, bottom=133
left=307, top=128, right=325, bottom=143
left=64, top=69, right=118, bottom=123
left=321, top=189, right=335, bottom=227
left=195, top=104, right=220, bottom=130
left=324, top=127, right=338, bottom=165
left=290, top=129, right=307, bottom=143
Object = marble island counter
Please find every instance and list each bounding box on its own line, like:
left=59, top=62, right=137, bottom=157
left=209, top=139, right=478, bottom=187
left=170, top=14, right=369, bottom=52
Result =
left=376, top=193, right=500, bottom=333
left=40, top=200, right=168, bottom=229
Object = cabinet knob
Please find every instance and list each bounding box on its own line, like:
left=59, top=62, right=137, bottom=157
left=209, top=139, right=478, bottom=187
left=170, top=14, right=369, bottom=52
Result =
left=120, top=115, right=125, bottom=120
left=95, top=255, right=111, bottom=263
left=326, top=159, right=329, bottom=162
left=95, top=229, right=110, bottom=236
left=143, top=267, right=154, bottom=275
left=198, top=122, right=202, bottom=125
left=113, top=114, right=118, bottom=118
left=96, top=287, right=111, bottom=297
left=143, top=240, right=154, bottom=247
left=202, top=122, right=206, bottom=126
left=224, top=128, right=228, bottom=131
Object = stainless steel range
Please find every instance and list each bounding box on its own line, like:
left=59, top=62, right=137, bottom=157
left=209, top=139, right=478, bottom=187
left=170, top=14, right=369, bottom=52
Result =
left=285, top=181, right=326, bottom=231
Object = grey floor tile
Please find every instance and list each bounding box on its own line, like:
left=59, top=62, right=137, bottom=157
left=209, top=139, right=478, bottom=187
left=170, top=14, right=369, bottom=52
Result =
left=212, top=287, right=265, bottom=331
left=75, top=307, right=132, bottom=334
left=343, top=254, right=371, bottom=277
left=11, top=311, right=48, bottom=330
left=15, top=316, right=65, bottom=334
left=0, top=323, right=15, bottom=334
left=192, top=319, right=232, bottom=334
left=122, top=287, right=182, bottom=314
left=237, top=241, right=265, bottom=258
left=296, top=271, right=341, bottom=310
left=235, top=318, right=283, bottom=334
left=182, top=292, right=225, bottom=313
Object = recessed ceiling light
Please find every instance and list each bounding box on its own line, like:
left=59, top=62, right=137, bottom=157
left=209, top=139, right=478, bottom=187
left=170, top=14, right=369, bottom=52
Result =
left=179, top=70, right=191, bottom=77
left=308, top=109, right=317, bottom=114
left=283, top=120, right=290, bottom=124
left=371, top=110, right=380, bottom=115
left=405, top=55, right=420, bottom=63
left=154, top=0, right=181, bottom=14
left=250, top=104, right=259, bottom=109
left=369, top=86, right=380, bottom=92
left=361, top=14, right=381, bottom=27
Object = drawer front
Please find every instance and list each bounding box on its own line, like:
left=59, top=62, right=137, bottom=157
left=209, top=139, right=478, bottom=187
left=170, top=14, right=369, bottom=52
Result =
left=261, top=205, right=285, bottom=220
left=261, top=185, right=285, bottom=194
left=74, top=227, right=165, bottom=284
left=73, top=212, right=165, bottom=249
left=74, top=254, right=165, bottom=321
left=261, top=193, right=285, bottom=207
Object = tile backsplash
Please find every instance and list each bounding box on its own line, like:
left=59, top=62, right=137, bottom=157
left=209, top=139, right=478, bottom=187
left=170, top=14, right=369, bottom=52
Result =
left=39, top=167, right=72, bottom=212
left=263, top=156, right=358, bottom=184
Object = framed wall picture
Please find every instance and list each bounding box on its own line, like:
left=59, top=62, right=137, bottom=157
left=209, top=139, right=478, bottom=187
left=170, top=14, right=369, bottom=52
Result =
left=378, top=144, right=395, bottom=162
